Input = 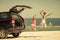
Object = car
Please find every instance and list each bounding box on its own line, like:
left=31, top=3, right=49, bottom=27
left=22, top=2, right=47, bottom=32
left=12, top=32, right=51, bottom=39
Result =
left=0, top=5, right=31, bottom=39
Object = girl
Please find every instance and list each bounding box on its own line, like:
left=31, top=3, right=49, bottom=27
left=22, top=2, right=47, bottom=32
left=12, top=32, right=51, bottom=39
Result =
left=40, top=10, right=52, bottom=28
left=31, top=14, right=36, bottom=31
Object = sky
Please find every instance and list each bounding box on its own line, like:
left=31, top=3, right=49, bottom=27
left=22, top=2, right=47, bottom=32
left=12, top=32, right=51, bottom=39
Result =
left=0, top=0, right=60, bottom=18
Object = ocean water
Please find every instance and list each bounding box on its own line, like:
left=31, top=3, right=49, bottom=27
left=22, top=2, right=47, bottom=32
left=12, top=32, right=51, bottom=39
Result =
left=24, top=18, right=60, bottom=26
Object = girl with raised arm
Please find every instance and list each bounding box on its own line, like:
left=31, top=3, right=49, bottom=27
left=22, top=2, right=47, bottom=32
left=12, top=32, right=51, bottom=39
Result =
left=31, top=14, right=36, bottom=31
left=40, top=10, right=52, bottom=28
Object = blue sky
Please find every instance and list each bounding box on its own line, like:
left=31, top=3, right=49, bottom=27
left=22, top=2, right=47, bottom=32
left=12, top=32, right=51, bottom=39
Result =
left=0, top=0, right=60, bottom=18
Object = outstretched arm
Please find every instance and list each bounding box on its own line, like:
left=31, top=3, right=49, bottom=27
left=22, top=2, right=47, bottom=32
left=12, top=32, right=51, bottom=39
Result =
left=40, top=10, right=44, bottom=16
left=46, top=13, right=52, bottom=17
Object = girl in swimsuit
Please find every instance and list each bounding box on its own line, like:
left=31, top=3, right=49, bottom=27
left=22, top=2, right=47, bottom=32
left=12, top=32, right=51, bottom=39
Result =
left=31, top=14, right=36, bottom=31
left=40, top=10, right=52, bottom=28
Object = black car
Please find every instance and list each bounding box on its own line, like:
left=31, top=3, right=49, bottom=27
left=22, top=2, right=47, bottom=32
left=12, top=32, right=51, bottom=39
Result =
left=0, top=5, right=31, bottom=39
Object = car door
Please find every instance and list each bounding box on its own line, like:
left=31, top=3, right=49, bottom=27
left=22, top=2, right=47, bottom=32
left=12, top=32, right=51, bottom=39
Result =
left=9, top=5, right=32, bottom=14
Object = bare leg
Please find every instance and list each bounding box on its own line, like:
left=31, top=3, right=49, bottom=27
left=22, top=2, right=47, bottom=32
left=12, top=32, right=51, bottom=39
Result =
left=40, top=23, right=43, bottom=27
left=31, top=26, right=36, bottom=31
left=44, top=23, right=47, bottom=27
left=33, top=26, right=36, bottom=31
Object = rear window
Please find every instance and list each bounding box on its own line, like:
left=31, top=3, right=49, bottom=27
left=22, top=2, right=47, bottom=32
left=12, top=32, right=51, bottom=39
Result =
left=0, top=13, right=10, bottom=19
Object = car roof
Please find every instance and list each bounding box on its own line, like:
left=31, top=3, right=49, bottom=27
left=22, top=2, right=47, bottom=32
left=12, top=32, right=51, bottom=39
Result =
left=0, top=12, right=9, bottom=14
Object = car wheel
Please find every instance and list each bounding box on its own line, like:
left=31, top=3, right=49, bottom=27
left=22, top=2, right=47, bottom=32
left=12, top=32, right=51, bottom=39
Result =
left=12, top=33, right=19, bottom=37
left=0, top=29, right=8, bottom=39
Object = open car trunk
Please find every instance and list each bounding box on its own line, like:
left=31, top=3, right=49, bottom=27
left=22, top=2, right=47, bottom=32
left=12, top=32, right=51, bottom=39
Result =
left=9, top=5, right=32, bottom=14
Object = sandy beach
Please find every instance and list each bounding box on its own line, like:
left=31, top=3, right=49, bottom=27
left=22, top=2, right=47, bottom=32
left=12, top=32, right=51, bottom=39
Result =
left=0, top=31, right=60, bottom=40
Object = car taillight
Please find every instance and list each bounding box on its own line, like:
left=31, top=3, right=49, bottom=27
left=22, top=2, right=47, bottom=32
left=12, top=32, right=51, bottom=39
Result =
left=10, top=16, right=15, bottom=24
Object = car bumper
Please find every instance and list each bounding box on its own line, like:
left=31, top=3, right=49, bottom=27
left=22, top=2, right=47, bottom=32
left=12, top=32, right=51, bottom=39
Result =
left=8, top=27, right=25, bottom=33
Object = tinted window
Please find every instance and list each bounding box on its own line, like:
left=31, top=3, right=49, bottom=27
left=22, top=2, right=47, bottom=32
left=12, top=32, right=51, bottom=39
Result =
left=0, top=13, right=8, bottom=18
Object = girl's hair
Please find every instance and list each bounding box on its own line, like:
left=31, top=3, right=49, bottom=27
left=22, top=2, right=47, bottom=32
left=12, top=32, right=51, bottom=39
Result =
left=43, top=12, right=46, bottom=15
left=32, top=15, right=36, bottom=20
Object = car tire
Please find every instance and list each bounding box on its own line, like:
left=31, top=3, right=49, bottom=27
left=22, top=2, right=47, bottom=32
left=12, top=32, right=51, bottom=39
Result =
left=0, top=29, right=8, bottom=39
left=12, top=33, right=19, bottom=37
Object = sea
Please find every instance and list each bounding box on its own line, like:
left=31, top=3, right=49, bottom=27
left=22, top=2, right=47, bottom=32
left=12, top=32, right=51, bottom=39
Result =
left=24, top=18, right=60, bottom=26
